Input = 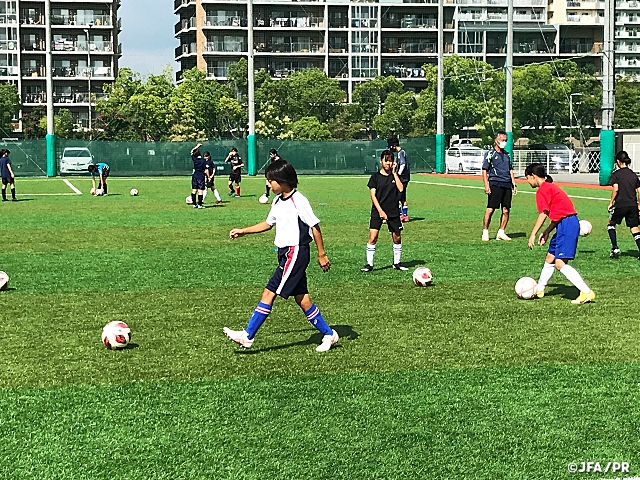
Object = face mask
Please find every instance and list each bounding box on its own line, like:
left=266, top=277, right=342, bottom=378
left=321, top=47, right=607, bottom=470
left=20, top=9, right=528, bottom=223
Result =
left=498, top=141, right=507, bottom=149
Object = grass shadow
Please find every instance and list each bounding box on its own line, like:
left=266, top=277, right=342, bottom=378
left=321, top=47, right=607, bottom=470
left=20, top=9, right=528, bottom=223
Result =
left=377, top=259, right=426, bottom=271
left=236, top=324, right=358, bottom=354
left=508, top=232, right=527, bottom=239
left=621, top=250, right=639, bottom=258
left=546, top=283, right=579, bottom=300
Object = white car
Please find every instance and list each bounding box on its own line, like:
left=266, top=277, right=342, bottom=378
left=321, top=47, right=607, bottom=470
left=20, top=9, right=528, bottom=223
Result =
left=59, top=147, right=93, bottom=174
left=445, top=146, right=485, bottom=173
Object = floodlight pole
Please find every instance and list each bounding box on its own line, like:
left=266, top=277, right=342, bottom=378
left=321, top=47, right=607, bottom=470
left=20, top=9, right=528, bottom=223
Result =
left=247, top=0, right=257, bottom=176
left=600, top=0, right=615, bottom=185
left=45, top=0, right=56, bottom=177
left=435, top=0, right=445, bottom=173
left=505, top=0, right=514, bottom=153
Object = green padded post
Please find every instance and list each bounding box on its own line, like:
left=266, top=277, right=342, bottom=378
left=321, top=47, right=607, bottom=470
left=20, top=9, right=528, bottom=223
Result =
left=248, top=134, right=257, bottom=176
left=46, top=134, right=57, bottom=177
left=435, top=133, right=445, bottom=173
left=599, top=129, right=615, bottom=186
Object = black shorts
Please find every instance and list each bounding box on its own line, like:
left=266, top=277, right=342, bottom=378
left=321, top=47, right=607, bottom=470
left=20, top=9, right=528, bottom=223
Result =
left=100, top=167, right=110, bottom=179
left=229, top=172, right=242, bottom=183
left=1, top=177, right=12, bottom=186
left=487, top=185, right=513, bottom=210
left=397, top=181, right=409, bottom=203
left=370, top=210, right=403, bottom=233
left=192, top=175, right=205, bottom=190
left=610, top=205, right=640, bottom=228
left=265, top=244, right=310, bottom=299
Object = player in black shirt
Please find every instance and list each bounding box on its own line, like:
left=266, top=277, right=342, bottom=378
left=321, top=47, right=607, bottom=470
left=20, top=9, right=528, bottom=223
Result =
left=0, top=149, right=16, bottom=202
left=607, top=150, right=640, bottom=258
left=203, top=151, right=222, bottom=204
left=225, top=147, right=244, bottom=197
left=190, top=143, right=206, bottom=208
left=263, top=149, right=284, bottom=199
left=361, top=150, right=407, bottom=272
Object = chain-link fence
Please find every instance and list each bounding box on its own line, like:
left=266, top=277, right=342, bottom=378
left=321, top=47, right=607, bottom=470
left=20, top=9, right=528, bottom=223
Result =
left=512, top=148, right=600, bottom=176
left=1, top=137, right=437, bottom=177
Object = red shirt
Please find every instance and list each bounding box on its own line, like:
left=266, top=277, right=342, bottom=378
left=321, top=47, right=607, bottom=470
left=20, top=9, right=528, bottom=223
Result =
left=536, top=181, right=577, bottom=222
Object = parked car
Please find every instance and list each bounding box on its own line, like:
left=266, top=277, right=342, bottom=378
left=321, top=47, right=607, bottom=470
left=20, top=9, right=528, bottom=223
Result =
left=59, top=147, right=93, bottom=174
left=528, top=143, right=577, bottom=173
left=450, top=138, right=474, bottom=148
left=445, top=146, right=485, bottom=173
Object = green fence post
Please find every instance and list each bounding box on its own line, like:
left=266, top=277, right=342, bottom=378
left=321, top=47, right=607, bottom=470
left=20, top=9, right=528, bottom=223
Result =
left=248, top=134, right=257, bottom=176
left=46, top=134, right=57, bottom=177
left=435, top=134, right=445, bottom=173
left=506, top=131, right=514, bottom=157
left=599, top=129, right=615, bottom=186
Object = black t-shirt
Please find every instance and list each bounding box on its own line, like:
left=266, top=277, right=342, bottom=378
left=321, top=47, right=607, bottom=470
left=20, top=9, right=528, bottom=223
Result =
left=367, top=171, right=400, bottom=217
left=229, top=154, right=243, bottom=173
left=192, top=155, right=206, bottom=177
left=610, top=167, right=640, bottom=207
left=204, top=158, right=216, bottom=177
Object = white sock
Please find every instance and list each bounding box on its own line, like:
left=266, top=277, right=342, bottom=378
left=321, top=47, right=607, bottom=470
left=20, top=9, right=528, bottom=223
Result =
left=366, top=243, right=376, bottom=266
left=537, top=262, right=555, bottom=290
left=393, top=243, right=402, bottom=265
left=560, top=265, right=590, bottom=293
left=202, top=189, right=207, bottom=200
left=498, top=229, right=505, bottom=235
left=483, top=229, right=489, bottom=235
left=213, top=189, right=221, bottom=202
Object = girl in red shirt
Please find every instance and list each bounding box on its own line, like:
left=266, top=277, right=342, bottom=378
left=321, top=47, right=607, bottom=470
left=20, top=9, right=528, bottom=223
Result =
left=525, top=163, right=596, bottom=304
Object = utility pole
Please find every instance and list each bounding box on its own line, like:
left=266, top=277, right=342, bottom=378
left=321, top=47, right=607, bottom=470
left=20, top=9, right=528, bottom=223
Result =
left=600, top=0, right=615, bottom=185
left=505, top=0, right=514, bottom=153
left=85, top=23, right=93, bottom=138
left=45, top=0, right=56, bottom=177
left=435, top=0, right=445, bottom=173
left=247, top=0, right=257, bottom=175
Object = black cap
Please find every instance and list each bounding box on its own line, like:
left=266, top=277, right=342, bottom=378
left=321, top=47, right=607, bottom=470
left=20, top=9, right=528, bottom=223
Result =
left=387, top=137, right=399, bottom=148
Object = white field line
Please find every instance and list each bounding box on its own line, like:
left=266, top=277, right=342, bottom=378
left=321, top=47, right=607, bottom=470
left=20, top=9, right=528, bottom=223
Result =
left=63, top=179, right=82, bottom=195
left=19, top=193, right=78, bottom=196
left=412, top=180, right=610, bottom=202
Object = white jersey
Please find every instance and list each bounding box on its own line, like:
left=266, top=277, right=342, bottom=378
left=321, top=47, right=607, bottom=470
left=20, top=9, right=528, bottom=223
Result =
left=266, top=190, right=320, bottom=248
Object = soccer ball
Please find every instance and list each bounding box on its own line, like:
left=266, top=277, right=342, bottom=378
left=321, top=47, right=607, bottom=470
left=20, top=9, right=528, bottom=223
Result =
left=101, top=321, right=131, bottom=350
left=0, top=271, right=8, bottom=291
left=130, top=188, right=138, bottom=196
left=259, top=194, right=269, bottom=204
left=90, top=187, right=96, bottom=195
left=515, top=277, right=538, bottom=300
left=579, top=219, right=592, bottom=237
left=95, top=189, right=103, bottom=196
left=413, top=267, right=433, bottom=286
left=185, top=195, right=193, bottom=205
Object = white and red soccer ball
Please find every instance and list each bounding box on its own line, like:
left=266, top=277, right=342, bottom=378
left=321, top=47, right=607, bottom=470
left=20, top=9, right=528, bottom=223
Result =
left=130, top=188, right=138, bottom=196
left=259, top=194, right=269, bottom=204
left=0, top=271, right=8, bottom=291
left=102, top=321, right=131, bottom=350
left=579, top=219, right=592, bottom=237
left=413, top=267, right=433, bottom=287
left=185, top=195, right=193, bottom=205
left=515, top=277, right=537, bottom=300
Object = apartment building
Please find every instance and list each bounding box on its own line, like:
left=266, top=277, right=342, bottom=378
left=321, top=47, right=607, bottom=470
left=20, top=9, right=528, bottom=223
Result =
left=0, top=0, right=121, bottom=131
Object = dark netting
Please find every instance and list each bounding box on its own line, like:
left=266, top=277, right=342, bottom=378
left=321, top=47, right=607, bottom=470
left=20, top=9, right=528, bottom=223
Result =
left=11, top=137, right=436, bottom=177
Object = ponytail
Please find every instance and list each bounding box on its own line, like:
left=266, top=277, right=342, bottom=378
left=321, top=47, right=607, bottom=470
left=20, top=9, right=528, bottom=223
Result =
left=615, top=150, right=632, bottom=165
left=545, top=175, right=553, bottom=183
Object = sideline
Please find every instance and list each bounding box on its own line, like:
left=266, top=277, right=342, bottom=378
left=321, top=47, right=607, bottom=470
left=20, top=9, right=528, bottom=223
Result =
left=420, top=172, right=611, bottom=190
left=63, top=179, right=82, bottom=195
left=412, top=180, right=610, bottom=202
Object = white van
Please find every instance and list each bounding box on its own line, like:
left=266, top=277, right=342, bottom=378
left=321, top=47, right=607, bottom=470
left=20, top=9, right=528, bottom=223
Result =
left=59, top=147, right=93, bottom=174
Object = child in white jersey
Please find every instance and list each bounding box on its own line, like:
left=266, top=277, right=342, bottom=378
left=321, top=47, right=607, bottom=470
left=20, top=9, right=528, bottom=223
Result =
left=223, top=160, right=339, bottom=352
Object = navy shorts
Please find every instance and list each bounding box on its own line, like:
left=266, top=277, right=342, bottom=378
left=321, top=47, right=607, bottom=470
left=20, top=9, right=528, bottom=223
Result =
left=610, top=205, right=640, bottom=228
left=1, top=177, right=12, bottom=186
left=192, top=174, right=205, bottom=190
left=100, top=167, right=110, bottom=179
left=548, top=214, right=580, bottom=260
left=265, top=244, right=310, bottom=299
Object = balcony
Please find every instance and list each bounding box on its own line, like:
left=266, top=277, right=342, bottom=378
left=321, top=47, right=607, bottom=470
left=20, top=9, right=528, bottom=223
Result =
left=0, top=40, right=18, bottom=51
left=383, top=41, right=436, bottom=53
left=52, top=66, right=112, bottom=78
left=22, top=66, right=46, bottom=77
left=21, top=14, right=44, bottom=26
left=205, top=16, right=247, bottom=27
left=257, top=42, right=324, bottom=53
left=383, top=16, right=436, bottom=28
left=205, top=42, right=247, bottom=53
left=0, top=66, right=19, bottom=77
left=174, top=0, right=195, bottom=11
left=175, top=43, right=197, bottom=57
left=255, top=16, right=324, bottom=28
left=382, top=64, right=426, bottom=78
left=23, top=92, right=46, bottom=103
left=51, top=14, right=113, bottom=27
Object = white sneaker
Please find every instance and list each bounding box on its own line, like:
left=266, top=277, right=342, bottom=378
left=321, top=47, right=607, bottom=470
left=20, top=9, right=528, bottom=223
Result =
left=496, top=231, right=512, bottom=241
left=316, top=329, right=339, bottom=352
left=482, top=231, right=489, bottom=242
left=223, top=327, right=254, bottom=348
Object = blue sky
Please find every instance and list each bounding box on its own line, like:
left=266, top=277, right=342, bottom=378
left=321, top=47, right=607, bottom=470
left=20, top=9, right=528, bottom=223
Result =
left=119, top=0, right=178, bottom=76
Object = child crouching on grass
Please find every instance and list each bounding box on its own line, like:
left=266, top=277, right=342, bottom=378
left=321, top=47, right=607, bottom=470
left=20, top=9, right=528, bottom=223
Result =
left=223, top=159, right=339, bottom=352
left=525, top=162, right=596, bottom=304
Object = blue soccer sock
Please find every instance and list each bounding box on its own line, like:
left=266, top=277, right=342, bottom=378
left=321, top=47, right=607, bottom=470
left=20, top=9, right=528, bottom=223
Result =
left=402, top=205, right=408, bottom=217
left=246, top=302, right=272, bottom=339
left=304, top=304, right=332, bottom=336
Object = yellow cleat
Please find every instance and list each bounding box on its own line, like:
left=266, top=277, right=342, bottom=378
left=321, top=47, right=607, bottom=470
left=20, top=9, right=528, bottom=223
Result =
left=535, top=288, right=545, bottom=299
left=571, top=290, right=596, bottom=305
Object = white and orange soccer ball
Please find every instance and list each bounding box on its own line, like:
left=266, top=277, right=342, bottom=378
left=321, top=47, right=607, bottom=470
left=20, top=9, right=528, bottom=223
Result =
left=515, top=277, right=538, bottom=300
left=579, top=219, right=592, bottom=237
left=95, top=188, right=103, bottom=196
left=413, top=267, right=433, bottom=287
left=185, top=195, right=193, bottom=205
left=259, top=194, right=269, bottom=204
left=0, top=271, right=8, bottom=291
left=90, top=187, right=96, bottom=195
left=130, top=188, right=138, bottom=196
left=101, top=321, right=131, bottom=350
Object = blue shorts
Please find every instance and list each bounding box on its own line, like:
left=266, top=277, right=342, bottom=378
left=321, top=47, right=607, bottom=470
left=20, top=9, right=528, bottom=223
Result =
left=265, top=244, right=310, bottom=299
left=192, top=174, right=205, bottom=190
left=548, top=214, right=579, bottom=260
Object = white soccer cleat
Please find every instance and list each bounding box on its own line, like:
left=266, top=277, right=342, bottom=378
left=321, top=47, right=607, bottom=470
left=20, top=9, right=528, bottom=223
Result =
left=223, top=327, right=254, bottom=348
left=496, top=231, right=512, bottom=241
left=316, top=329, right=339, bottom=352
left=482, top=231, right=490, bottom=242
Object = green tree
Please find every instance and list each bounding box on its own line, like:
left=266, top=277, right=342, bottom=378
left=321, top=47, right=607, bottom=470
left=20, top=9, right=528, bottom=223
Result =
left=38, top=108, right=74, bottom=138
left=0, top=83, right=20, bottom=138
left=613, top=77, right=640, bottom=130
left=286, top=116, right=332, bottom=140
left=352, top=76, right=404, bottom=136
left=372, top=91, right=417, bottom=138
left=327, top=103, right=366, bottom=140
left=22, top=106, right=47, bottom=139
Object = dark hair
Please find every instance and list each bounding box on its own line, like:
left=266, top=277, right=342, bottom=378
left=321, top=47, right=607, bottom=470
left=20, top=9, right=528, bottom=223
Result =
left=387, top=136, right=399, bottom=148
left=230, top=147, right=238, bottom=153
left=269, top=149, right=278, bottom=156
left=265, top=159, right=298, bottom=189
left=0, top=150, right=5, bottom=157
left=524, top=162, right=553, bottom=182
left=495, top=130, right=507, bottom=138
left=88, top=164, right=98, bottom=173
left=380, top=149, right=394, bottom=161
left=615, top=150, right=631, bottom=165
left=192, top=148, right=202, bottom=157
left=203, top=151, right=211, bottom=158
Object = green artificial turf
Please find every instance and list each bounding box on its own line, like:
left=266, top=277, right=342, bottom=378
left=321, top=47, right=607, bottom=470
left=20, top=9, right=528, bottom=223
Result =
left=0, top=175, right=638, bottom=480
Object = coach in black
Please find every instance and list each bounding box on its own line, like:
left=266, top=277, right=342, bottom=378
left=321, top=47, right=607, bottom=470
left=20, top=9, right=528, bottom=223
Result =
left=481, top=130, right=517, bottom=242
